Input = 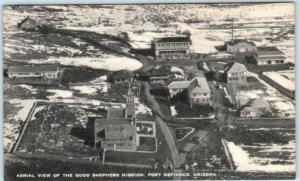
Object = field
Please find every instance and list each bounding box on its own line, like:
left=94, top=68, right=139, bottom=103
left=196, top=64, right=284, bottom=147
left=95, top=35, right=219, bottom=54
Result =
left=263, top=70, right=295, bottom=91
left=15, top=103, right=105, bottom=160
left=224, top=127, right=295, bottom=173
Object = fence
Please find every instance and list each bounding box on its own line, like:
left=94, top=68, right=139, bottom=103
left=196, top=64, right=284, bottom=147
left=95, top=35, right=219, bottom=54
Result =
left=259, top=73, right=295, bottom=100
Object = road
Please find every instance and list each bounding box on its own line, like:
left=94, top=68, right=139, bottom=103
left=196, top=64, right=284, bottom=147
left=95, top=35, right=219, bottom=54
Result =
left=142, top=82, right=181, bottom=168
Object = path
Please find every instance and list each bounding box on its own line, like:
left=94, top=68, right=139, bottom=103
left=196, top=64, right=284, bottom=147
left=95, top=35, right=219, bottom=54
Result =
left=142, top=82, right=181, bottom=168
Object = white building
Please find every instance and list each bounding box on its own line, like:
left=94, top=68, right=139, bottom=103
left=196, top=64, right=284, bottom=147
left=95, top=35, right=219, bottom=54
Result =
left=7, top=64, right=61, bottom=79
left=153, top=36, right=191, bottom=60
left=168, top=75, right=211, bottom=105
left=255, top=46, right=285, bottom=66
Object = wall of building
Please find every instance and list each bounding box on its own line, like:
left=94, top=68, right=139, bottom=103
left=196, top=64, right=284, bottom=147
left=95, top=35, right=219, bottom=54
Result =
left=155, top=41, right=190, bottom=60
left=188, top=92, right=211, bottom=105
left=226, top=43, right=256, bottom=53
left=8, top=71, right=59, bottom=79
left=227, top=72, right=247, bottom=84
left=256, top=59, right=285, bottom=65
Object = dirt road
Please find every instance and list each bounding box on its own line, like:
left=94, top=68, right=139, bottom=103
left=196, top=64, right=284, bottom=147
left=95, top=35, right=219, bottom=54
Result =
left=142, top=82, right=181, bottom=168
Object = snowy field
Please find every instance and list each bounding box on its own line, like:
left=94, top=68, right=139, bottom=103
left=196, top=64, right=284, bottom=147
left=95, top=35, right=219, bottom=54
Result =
left=263, top=70, right=295, bottom=91
left=28, top=56, right=142, bottom=71
left=236, top=71, right=295, bottom=117
left=3, top=4, right=295, bottom=63
left=225, top=128, right=295, bottom=173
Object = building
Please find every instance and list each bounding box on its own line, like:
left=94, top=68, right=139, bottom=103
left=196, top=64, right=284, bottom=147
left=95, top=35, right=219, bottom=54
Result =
left=17, top=17, right=43, bottom=31
left=7, top=64, right=63, bottom=85
left=224, top=62, right=248, bottom=84
left=240, top=98, right=272, bottom=118
left=167, top=80, right=190, bottom=97
left=148, top=66, right=171, bottom=87
left=95, top=85, right=138, bottom=151
left=188, top=76, right=211, bottom=105
left=95, top=118, right=138, bottom=151
left=168, top=74, right=211, bottom=105
left=113, top=70, right=134, bottom=84
left=225, top=39, right=256, bottom=55
left=153, top=36, right=191, bottom=60
left=255, top=46, right=285, bottom=66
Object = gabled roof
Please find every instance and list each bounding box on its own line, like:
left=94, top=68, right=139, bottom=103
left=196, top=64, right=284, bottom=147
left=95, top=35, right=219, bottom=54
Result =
left=8, top=64, right=59, bottom=73
left=148, top=66, right=171, bottom=76
left=189, top=77, right=210, bottom=94
left=256, top=46, right=284, bottom=56
left=226, top=39, right=256, bottom=46
left=107, top=107, right=125, bottom=119
left=154, top=36, right=191, bottom=43
left=114, top=70, right=133, bottom=79
left=125, top=103, right=135, bottom=117
left=168, top=80, right=191, bottom=89
left=224, top=62, right=247, bottom=73
left=18, top=17, right=37, bottom=27
left=94, top=118, right=135, bottom=140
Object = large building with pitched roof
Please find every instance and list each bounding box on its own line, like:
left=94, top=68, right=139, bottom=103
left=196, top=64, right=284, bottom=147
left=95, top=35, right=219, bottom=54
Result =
left=168, top=73, right=211, bottom=105
left=187, top=76, right=211, bottom=105
left=225, top=39, right=256, bottom=55
left=7, top=64, right=63, bottom=85
left=255, top=46, right=285, bottom=66
left=94, top=118, right=137, bottom=151
left=224, top=62, right=248, bottom=84
left=153, top=36, right=191, bottom=60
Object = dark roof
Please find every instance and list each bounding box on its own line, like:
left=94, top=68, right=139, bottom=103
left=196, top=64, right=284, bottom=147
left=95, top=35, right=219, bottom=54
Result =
left=226, top=39, right=256, bottom=46
left=125, top=103, right=135, bottom=117
left=154, top=36, right=191, bottom=43
left=18, top=17, right=36, bottom=27
left=94, top=118, right=135, bottom=140
left=114, top=70, right=133, bottom=79
left=8, top=64, right=59, bottom=73
left=256, top=46, right=284, bottom=56
left=224, top=62, right=247, bottom=73
left=148, top=66, right=171, bottom=76
left=107, top=108, right=125, bottom=119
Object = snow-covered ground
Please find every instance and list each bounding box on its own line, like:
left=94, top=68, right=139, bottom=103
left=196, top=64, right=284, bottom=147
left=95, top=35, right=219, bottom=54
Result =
left=3, top=4, right=295, bottom=62
left=71, top=83, right=109, bottom=95
left=134, top=97, right=152, bottom=116
left=47, top=89, right=73, bottom=100
left=263, top=71, right=295, bottom=91
left=236, top=71, right=295, bottom=117
left=226, top=139, right=295, bottom=173
left=29, top=55, right=142, bottom=71
left=15, top=84, right=38, bottom=94
left=4, top=99, right=36, bottom=152
left=170, top=106, right=178, bottom=117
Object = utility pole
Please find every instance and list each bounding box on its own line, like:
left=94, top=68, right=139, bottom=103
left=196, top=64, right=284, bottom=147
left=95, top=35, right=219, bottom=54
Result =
left=231, top=18, right=234, bottom=42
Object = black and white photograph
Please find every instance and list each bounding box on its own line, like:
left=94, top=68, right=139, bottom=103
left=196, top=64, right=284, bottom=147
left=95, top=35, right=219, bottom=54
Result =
left=2, top=3, right=296, bottom=180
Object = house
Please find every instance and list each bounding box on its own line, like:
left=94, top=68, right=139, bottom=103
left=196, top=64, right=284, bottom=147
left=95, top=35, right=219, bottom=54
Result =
left=167, top=80, right=190, bottom=97
left=153, top=36, right=191, bottom=60
left=94, top=118, right=138, bottom=151
left=188, top=76, right=211, bottom=105
left=225, top=39, right=256, bottom=55
left=95, top=85, right=138, bottom=151
left=224, top=62, right=248, bottom=84
left=17, top=17, right=42, bottom=31
left=168, top=74, right=211, bottom=105
left=240, top=98, right=272, bottom=118
left=254, top=46, right=285, bottom=66
left=148, top=66, right=171, bottom=87
left=7, top=64, right=63, bottom=85
left=113, top=70, right=134, bottom=84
